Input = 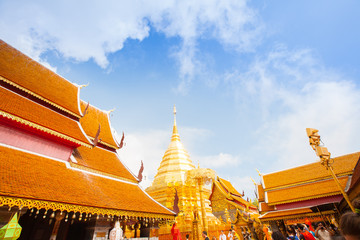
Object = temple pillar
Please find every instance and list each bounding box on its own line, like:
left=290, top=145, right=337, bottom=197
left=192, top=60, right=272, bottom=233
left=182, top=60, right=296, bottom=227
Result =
left=134, top=223, right=141, bottom=237
left=192, top=211, right=201, bottom=240
left=50, top=211, right=64, bottom=240
left=90, top=216, right=112, bottom=240
left=197, top=179, right=208, bottom=233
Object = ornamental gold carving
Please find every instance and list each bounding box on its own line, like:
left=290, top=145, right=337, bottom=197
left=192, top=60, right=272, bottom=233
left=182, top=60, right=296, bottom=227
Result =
left=0, top=196, right=174, bottom=220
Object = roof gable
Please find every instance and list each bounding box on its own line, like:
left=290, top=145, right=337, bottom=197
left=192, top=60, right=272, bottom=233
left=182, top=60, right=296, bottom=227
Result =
left=80, top=101, right=119, bottom=149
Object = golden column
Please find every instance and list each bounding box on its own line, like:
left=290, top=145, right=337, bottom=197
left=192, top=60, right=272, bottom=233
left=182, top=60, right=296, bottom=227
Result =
left=186, top=167, right=216, bottom=233
left=198, top=178, right=208, bottom=232
left=306, top=128, right=355, bottom=213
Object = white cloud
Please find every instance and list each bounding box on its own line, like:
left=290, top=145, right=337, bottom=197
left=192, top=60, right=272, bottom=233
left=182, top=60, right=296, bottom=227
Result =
left=265, top=81, right=360, bottom=169
left=226, top=45, right=360, bottom=172
left=0, top=0, right=262, bottom=90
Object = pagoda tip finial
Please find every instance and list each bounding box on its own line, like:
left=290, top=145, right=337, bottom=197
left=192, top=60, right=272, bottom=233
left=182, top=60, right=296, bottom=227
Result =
left=171, top=105, right=180, bottom=139
left=173, top=105, right=177, bottom=125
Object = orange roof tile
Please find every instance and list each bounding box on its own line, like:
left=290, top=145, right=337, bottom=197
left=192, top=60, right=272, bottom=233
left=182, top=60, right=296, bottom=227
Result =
left=0, top=86, right=90, bottom=146
left=259, top=202, right=274, bottom=212
left=0, top=145, right=173, bottom=216
left=73, top=146, right=137, bottom=182
left=257, top=184, right=265, bottom=202
left=231, top=195, right=257, bottom=210
left=219, top=178, right=242, bottom=196
left=259, top=208, right=312, bottom=220
left=266, top=176, right=349, bottom=205
left=215, top=178, right=257, bottom=210
left=80, top=101, right=119, bottom=148
left=263, top=152, right=359, bottom=190
left=0, top=40, right=82, bottom=117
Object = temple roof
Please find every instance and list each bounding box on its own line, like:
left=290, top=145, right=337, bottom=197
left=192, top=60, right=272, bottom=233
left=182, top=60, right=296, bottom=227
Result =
left=258, top=152, right=360, bottom=219
left=79, top=101, right=119, bottom=149
left=0, top=86, right=91, bottom=147
left=262, top=152, right=360, bottom=190
left=259, top=202, right=274, bottom=212
left=0, top=40, right=82, bottom=118
left=266, top=176, right=349, bottom=205
left=72, top=146, right=137, bottom=182
left=257, top=184, right=265, bottom=202
left=349, top=158, right=360, bottom=190
left=259, top=207, right=313, bottom=220
left=214, top=177, right=257, bottom=210
left=218, top=178, right=243, bottom=197
left=0, top=145, right=174, bottom=218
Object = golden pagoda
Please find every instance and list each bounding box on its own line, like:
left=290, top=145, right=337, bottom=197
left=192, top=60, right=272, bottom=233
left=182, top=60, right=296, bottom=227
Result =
left=146, top=106, right=226, bottom=239
left=147, top=105, right=195, bottom=194
left=146, top=107, right=262, bottom=240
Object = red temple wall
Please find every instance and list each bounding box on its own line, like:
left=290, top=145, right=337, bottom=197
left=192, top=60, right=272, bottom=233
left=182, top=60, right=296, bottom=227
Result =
left=275, top=195, right=343, bottom=211
left=0, top=122, right=73, bottom=161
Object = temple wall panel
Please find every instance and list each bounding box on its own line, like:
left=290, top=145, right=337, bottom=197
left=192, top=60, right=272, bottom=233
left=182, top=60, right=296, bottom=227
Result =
left=0, top=122, right=72, bottom=160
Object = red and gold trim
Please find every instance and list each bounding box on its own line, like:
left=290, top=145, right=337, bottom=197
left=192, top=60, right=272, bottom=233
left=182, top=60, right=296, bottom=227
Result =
left=0, top=195, right=174, bottom=220
left=0, top=110, right=91, bottom=148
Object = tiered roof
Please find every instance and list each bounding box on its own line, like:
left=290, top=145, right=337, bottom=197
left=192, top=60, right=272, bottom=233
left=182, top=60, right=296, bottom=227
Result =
left=258, top=152, right=360, bottom=221
left=218, top=178, right=242, bottom=196
left=262, top=153, right=358, bottom=190
left=214, top=177, right=257, bottom=211
left=72, top=146, right=137, bottom=182
left=257, top=184, right=265, bottom=202
left=261, top=152, right=359, bottom=205
left=266, top=176, right=349, bottom=204
left=79, top=101, right=119, bottom=149
left=0, top=40, right=175, bottom=220
left=0, top=86, right=91, bottom=147
left=0, top=40, right=82, bottom=118
left=259, top=208, right=314, bottom=221
left=0, top=145, right=173, bottom=218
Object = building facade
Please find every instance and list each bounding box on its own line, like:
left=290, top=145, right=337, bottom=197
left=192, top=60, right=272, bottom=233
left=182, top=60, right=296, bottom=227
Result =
left=257, top=152, right=360, bottom=235
left=0, top=40, right=175, bottom=240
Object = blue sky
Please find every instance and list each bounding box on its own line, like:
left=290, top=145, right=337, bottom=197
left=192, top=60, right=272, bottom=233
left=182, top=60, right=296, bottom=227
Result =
left=1, top=0, right=360, bottom=199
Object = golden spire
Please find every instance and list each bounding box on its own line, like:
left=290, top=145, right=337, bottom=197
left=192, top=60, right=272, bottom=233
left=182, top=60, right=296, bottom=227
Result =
left=173, top=105, right=177, bottom=125
left=171, top=105, right=180, bottom=141
left=146, top=105, right=195, bottom=191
